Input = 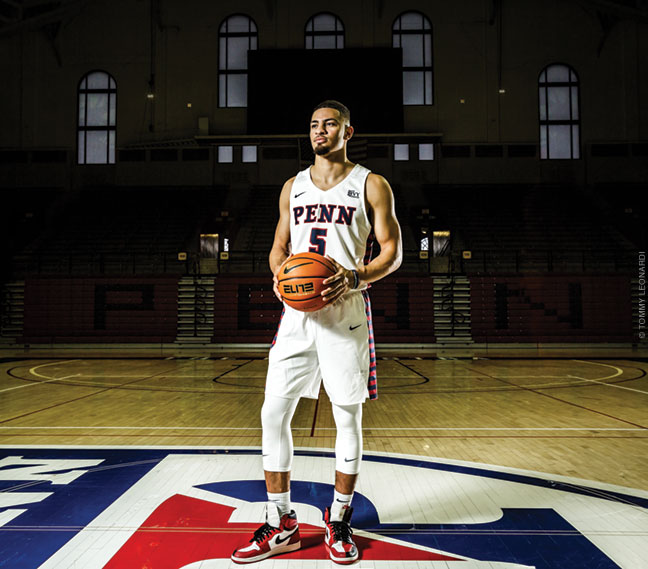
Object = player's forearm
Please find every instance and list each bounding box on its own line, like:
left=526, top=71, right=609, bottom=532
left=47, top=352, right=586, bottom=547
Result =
left=356, top=240, right=402, bottom=285
left=269, top=245, right=290, bottom=274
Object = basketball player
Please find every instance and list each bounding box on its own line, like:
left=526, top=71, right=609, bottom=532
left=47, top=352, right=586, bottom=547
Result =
left=232, top=100, right=402, bottom=564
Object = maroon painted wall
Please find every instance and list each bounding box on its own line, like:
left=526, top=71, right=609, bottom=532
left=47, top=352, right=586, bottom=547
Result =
left=22, top=277, right=178, bottom=343
left=213, top=276, right=280, bottom=343
left=213, top=274, right=436, bottom=344
left=470, top=275, right=633, bottom=342
left=18, top=274, right=633, bottom=344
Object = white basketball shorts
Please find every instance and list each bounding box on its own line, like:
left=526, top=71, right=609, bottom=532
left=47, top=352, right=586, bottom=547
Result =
left=266, top=290, right=371, bottom=405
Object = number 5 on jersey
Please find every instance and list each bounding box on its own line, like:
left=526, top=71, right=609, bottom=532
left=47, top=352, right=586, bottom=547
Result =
left=309, top=228, right=328, bottom=256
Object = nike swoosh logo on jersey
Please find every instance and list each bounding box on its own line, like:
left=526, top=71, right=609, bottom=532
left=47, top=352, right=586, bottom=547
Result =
left=284, top=262, right=312, bottom=274
left=349, top=324, right=362, bottom=331
left=294, top=191, right=306, bottom=198
left=274, top=528, right=298, bottom=545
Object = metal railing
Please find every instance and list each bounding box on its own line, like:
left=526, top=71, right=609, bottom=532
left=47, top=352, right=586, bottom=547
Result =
left=11, top=252, right=187, bottom=276
left=455, top=248, right=635, bottom=274
left=8, top=247, right=636, bottom=277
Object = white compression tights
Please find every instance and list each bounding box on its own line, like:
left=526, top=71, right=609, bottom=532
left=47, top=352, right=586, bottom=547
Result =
left=261, top=395, right=299, bottom=473
left=261, top=394, right=363, bottom=475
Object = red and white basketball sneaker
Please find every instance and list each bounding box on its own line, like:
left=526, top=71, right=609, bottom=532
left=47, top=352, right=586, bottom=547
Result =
left=324, top=505, right=359, bottom=564
left=231, top=504, right=301, bottom=564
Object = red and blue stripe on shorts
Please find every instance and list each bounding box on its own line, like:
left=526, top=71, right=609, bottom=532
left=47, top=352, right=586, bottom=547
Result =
left=271, top=307, right=285, bottom=347
left=362, top=289, right=378, bottom=400
left=363, top=232, right=378, bottom=399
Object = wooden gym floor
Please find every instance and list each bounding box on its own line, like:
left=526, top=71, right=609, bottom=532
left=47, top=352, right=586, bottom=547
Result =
left=1, top=353, right=646, bottom=491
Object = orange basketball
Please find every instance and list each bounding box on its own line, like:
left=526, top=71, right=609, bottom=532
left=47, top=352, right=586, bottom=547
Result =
left=277, top=252, right=336, bottom=312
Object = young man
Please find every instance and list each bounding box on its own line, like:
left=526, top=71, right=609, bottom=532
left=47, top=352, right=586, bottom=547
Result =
left=232, top=100, right=402, bottom=564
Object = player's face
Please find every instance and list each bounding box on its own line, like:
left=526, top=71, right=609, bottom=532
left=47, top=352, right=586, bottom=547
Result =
left=310, top=108, right=350, bottom=156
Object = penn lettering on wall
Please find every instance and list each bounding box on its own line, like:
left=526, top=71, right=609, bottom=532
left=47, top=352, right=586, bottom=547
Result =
left=94, top=284, right=155, bottom=330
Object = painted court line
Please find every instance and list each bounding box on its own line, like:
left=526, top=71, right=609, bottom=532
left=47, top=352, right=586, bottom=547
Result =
left=0, top=360, right=81, bottom=393
left=567, top=375, right=648, bottom=395
left=0, top=426, right=643, bottom=432
left=567, top=359, right=648, bottom=394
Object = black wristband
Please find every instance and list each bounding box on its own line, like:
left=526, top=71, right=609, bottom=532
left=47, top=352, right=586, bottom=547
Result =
left=350, top=269, right=359, bottom=289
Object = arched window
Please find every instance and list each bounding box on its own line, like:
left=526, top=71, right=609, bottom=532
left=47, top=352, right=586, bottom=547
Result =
left=219, top=14, right=258, bottom=108
left=77, top=70, right=116, bottom=164
left=392, top=11, right=433, bottom=105
left=305, top=13, right=344, bottom=49
left=539, top=64, right=580, bottom=159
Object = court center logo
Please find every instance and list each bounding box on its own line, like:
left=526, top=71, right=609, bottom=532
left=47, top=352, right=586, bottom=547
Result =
left=0, top=448, right=644, bottom=568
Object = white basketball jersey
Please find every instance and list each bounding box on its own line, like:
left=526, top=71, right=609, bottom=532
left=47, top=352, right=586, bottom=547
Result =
left=289, top=164, right=373, bottom=275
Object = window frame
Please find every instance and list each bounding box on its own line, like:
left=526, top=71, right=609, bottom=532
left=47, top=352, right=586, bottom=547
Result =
left=304, top=12, right=345, bottom=49
left=538, top=63, right=581, bottom=160
left=218, top=14, right=258, bottom=108
left=392, top=11, right=434, bottom=106
left=77, top=70, right=117, bottom=165
left=394, top=143, right=410, bottom=161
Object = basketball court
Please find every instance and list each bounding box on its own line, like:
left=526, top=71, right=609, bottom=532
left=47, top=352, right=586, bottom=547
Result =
left=1, top=351, right=646, bottom=568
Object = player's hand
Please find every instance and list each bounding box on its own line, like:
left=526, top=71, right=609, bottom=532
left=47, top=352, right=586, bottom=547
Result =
left=321, top=256, right=356, bottom=305
left=272, top=271, right=282, bottom=301
left=272, top=255, right=291, bottom=302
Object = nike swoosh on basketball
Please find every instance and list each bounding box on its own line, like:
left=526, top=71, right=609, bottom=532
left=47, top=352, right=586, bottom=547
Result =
left=274, top=528, right=298, bottom=545
left=294, top=191, right=306, bottom=198
left=349, top=324, right=362, bottom=331
left=284, top=262, right=312, bottom=274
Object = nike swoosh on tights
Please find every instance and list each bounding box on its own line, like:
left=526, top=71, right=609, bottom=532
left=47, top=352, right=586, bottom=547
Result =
left=344, top=457, right=358, bottom=462
left=274, top=528, right=298, bottom=545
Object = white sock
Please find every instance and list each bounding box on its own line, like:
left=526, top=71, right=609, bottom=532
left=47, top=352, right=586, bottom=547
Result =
left=330, top=490, right=353, bottom=522
left=267, top=491, right=291, bottom=526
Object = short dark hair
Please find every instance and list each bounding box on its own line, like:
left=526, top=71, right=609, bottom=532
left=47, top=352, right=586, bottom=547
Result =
left=312, top=100, right=350, bottom=124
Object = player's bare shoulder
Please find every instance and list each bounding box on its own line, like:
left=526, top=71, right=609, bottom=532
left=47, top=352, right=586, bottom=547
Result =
left=278, top=176, right=297, bottom=208
left=283, top=176, right=297, bottom=193
left=365, top=172, right=396, bottom=212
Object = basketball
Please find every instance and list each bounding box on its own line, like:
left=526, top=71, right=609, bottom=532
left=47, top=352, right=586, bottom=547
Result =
left=277, top=252, right=336, bottom=312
